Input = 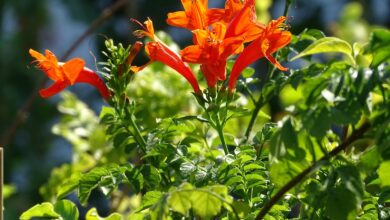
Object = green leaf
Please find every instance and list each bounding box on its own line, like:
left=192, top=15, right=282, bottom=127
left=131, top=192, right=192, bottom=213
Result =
left=377, top=161, right=390, bottom=187
left=20, top=200, right=79, bottom=220
left=125, top=168, right=144, bottom=193
left=85, top=208, right=122, bottom=220
left=190, top=190, right=223, bottom=218
left=325, top=187, right=357, bottom=220
left=20, top=203, right=60, bottom=220
left=168, top=183, right=193, bottom=216
left=336, top=165, right=364, bottom=200
left=99, top=106, right=116, bottom=123
left=53, top=200, right=79, bottom=220
left=141, top=165, right=161, bottom=190
left=57, top=173, right=81, bottom=199
left=180, top=162, right=196, bottom=176
left=368, top=29, right=390, bottom=66
left=379, top=188, right=390, bottom=203
left=79, top=165, right=128, bottom=206
left=291, top=37, right=355, bottom=65
left=231, top=200, right=251, bottom=218
left=270, top=159, right=305, bottom=189
left=138, top=191, right=164, bottom=212
left=113, top=131, right=129, bottom=148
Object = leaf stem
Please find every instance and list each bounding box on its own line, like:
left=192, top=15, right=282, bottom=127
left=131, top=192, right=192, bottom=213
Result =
left=255, top=122, right=370, bottom=220
left=129, top=114, right=147, bottom=153
left=245, top=96, right=264, bottom=140
left=215, top=115, right=229, bottom=155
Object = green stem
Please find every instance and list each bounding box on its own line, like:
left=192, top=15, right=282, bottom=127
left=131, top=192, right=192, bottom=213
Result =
left=215, top=114, right=229, bottom=155
left=129, top=114, right=147, bottom=153
left=245, top=96, right=264, bottom=140
left=283, top=0, right=292, bottom=17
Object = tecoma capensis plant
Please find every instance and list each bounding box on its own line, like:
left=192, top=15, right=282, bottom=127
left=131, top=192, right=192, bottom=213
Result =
left=20, top=0, right=390, bottom=219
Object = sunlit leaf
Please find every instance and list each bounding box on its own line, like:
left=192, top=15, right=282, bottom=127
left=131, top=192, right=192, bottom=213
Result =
left=85, top=208, right=122, bottom=220
left=20, top=203, right=60, bottom=220
left=291, top=37, right=355, bottom=65
left=377, top=161, right=390, bottom=187
left=54, top=200, right=79, bottom=220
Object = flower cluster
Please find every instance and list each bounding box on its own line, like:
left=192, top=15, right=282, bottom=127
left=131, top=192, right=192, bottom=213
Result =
left=29, top=0, right=291, bottom=100
left=134, top=0, right=291, bottom=94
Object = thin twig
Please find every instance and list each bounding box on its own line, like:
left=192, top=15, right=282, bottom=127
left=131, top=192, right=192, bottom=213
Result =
left=255, top=122, right=370, bottom=220
left=0, top=0, right=128, bottom=147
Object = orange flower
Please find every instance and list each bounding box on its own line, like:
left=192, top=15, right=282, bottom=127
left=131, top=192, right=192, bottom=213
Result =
left=29, top=49, right=110, bottom=99
left=222, top=0, right=245, bottom=22
left=181, top=22, right=244, bottom=87
left=166, top=0, right=224, bottom=30
left=224, top=0, right=265, bottom=43
left=228, top=16, right=292, bottom=91
left=133, top=19, right=201, bottom=93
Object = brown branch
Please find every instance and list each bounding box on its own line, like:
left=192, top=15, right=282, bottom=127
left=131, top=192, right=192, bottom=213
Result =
left=0, top=0, right=128, bottom=147
left=255, top=122, right=370, bottom=220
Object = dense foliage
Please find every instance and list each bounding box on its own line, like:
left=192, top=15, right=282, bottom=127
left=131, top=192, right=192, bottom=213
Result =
left=9, top=0, right=390, bottom=219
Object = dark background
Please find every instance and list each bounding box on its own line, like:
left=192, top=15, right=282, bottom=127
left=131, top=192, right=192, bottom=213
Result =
left=1, top=0, right=389, bottom=218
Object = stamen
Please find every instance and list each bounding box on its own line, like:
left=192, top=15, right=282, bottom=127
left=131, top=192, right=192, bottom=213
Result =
left=130, top=18, right=146, bottom=30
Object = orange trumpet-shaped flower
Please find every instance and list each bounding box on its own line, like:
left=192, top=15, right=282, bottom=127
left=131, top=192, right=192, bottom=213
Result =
left=181, top=22, right=244, bottom=87
left=166, top=0, right=224, bottom=30
left=146, top=42, right=201, bottom=93
left=29, top=49, right=110, bottom=99
left=225, top=0, right=265, bottom=43
left=228, top=16, right=292, bottom=91
left=133, top=18, right=201, bottom=93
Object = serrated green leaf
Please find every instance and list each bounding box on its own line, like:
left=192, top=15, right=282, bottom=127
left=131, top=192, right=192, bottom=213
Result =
left=20, top=203, right=60, bottom=220
left=138, top=191, right=164, bottom=212
left=291, top=37, right=355, bottom=65
left=54, top=200, right=79, bottom=220
left=79, top=165, right=128, bottom=206
left=85, top=208, right=122, bottom=220
left=190, top=191, right=223, bottom=218
left=180, top=162, right=196, bottom=176
left=57, top=173, right=81, bottom=199
left=168, top=190, right=192, bottom=216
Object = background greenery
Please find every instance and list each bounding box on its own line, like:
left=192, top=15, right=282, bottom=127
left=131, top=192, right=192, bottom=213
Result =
left=1, top=0, right=389, bottom=219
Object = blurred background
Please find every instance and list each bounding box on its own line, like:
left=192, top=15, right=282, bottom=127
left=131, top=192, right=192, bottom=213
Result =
left=1, top=0, right=389, bottom=219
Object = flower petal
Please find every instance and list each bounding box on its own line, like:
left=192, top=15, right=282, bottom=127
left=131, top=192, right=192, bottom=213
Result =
left=167, top=11, right=190, bottom=29
left=146, top=42, right=201, bottom=93
left=75, top=68, right=111, bottom=100
left=181, top=45, right=209, bottom=63
left=39, top=80, right=69, bottom=98
left=62, top=58, right=85, bottom=85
